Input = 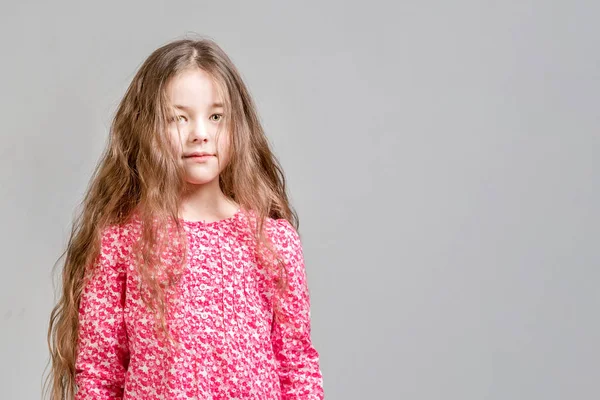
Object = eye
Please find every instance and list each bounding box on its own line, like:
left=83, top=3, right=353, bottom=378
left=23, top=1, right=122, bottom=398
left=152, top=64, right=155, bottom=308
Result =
left=171, top=115, right=187, bottom=123
left=210, top=114, right=223, bottom=122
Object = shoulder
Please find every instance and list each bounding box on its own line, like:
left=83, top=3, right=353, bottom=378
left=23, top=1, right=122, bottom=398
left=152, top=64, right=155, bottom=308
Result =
left=236, top=210, right=303, bottom=258
left=238, top=210, right=299, bottom=242
left=264, top=217, right=303, bottom=259
left=265, top=216, right=299, bottom=239
left=96, top=219, right=139, bottom=268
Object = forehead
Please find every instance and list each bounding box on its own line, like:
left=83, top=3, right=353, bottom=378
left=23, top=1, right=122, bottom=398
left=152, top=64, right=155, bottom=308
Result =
left=166, top=68, right=224, bottom=107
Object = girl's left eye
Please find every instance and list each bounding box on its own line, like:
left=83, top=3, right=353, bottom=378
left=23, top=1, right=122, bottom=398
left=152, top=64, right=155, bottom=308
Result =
left=210, top=114, right=223, bottom=122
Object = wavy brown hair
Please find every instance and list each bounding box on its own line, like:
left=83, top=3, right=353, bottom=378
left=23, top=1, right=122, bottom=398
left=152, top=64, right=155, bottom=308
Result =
left=43, top=37, right=298, bottom=400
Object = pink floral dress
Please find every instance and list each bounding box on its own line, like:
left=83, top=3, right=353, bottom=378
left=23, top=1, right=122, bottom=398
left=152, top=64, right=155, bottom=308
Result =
left=74, top=209, right=323, bottom=399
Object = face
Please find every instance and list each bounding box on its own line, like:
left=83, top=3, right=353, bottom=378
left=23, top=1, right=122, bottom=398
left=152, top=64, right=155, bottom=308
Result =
left=165, top=68, right=230, bottom=186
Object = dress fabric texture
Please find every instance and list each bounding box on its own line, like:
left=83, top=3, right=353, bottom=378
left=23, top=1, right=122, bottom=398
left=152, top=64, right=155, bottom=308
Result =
left=74, top=209, right=323, bottom=399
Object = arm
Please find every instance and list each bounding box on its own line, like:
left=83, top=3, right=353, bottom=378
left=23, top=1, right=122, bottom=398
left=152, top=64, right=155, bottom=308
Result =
left=75, top=225, right=130, bottom=399
left=270, top=219, right=324, bottom=400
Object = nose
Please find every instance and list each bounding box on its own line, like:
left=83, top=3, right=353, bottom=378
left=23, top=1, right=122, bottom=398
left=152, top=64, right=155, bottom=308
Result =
left=188, top=118, right=209, bottom=142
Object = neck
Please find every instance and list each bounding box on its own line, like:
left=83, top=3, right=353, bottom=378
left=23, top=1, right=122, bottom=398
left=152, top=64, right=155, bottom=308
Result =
left=179, top=179, right=239, bottom=222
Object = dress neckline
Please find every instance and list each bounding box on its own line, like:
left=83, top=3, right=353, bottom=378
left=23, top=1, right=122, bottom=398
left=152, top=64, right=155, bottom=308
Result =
left=178, top=208, right=242, bottom=228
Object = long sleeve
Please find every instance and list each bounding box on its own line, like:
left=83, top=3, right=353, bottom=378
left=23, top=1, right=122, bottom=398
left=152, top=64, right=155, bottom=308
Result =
left=75, top=225, right=130, bottom=399
left=270, top=219, right=324, bottom=399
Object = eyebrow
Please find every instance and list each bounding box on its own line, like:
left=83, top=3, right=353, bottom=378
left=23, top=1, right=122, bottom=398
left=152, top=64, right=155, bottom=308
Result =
left=173, top=103, right=224, bottom=111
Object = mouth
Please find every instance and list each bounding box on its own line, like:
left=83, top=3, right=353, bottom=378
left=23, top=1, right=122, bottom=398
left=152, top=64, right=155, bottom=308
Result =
left=183, top=152, right=215, bottom=158
left=183, top=152, right=215, bottom=162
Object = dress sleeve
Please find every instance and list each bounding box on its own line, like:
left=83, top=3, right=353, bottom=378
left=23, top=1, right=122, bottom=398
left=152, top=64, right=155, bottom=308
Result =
left=75, top=225, right=130, bottom=399
left=270, top=219, right=324, bottom=399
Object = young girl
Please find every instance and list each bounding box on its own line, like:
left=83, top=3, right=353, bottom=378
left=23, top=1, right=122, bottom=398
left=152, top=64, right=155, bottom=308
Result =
left=45, top=38, right=323, bottom=399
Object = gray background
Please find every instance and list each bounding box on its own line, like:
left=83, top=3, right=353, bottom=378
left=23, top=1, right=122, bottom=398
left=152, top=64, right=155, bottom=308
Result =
left=1, top=1, right=598, bottom=399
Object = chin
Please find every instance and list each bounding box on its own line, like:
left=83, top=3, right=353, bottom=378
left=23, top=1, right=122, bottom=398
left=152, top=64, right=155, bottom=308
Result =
left=184, top=175, right=220, bottom=186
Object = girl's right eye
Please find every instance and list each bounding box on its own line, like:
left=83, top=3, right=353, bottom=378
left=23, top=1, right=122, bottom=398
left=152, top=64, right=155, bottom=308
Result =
left=172, top=115, right=187, bottom=123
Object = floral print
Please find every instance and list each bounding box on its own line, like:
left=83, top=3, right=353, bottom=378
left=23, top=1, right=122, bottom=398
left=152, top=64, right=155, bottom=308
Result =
left=75, top=209, right=323, bottom=399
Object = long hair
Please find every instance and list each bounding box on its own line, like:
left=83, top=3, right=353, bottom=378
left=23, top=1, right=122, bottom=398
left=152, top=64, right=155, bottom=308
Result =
left=44, top=37, right=298, bottom=399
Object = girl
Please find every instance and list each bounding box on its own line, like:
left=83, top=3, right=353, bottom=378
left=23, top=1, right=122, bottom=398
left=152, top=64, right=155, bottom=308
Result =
left=45, top=38, right=323, bottom=399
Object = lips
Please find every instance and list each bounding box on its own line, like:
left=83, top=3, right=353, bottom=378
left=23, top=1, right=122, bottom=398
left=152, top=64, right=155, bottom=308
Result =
left=183, top=152, right=214, bottom=158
